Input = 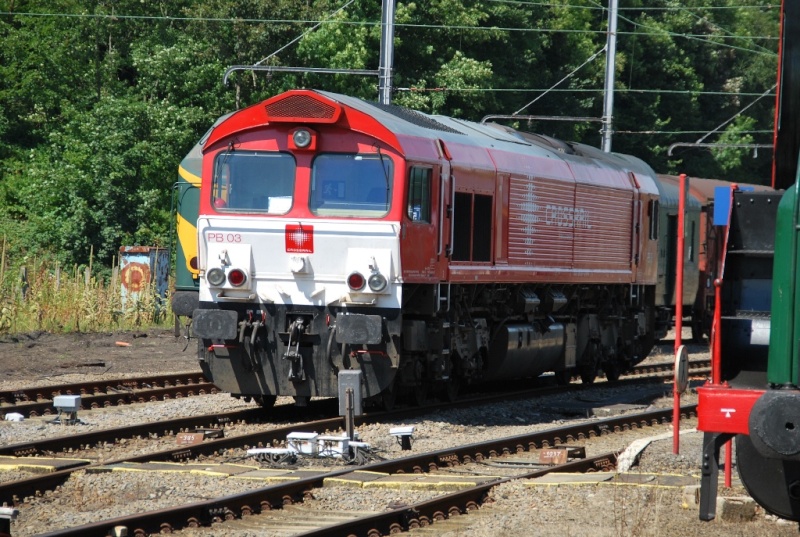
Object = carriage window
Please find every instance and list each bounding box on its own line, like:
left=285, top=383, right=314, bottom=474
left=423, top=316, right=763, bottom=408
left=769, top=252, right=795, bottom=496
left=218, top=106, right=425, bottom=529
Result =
left=309, top=153, right=393, bottom=217
left=407, top=167, right=431, bottom=222
left=211, top=151, right=295, bottom=214
left=648, top=200, right=659, bottom=240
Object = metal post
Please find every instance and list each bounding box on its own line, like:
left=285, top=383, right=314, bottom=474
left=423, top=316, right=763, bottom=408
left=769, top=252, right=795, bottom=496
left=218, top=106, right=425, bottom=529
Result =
left=345, top=388, right=355, bottom=441
left=601, top=0, right=618, bottom=152
left=712, top=280, right=723, bottom=385
left=675, top=173, right=686, bottom=353
left=378, top=0, right=396, bottom=105
left=673, top=173, right=686, bottom=454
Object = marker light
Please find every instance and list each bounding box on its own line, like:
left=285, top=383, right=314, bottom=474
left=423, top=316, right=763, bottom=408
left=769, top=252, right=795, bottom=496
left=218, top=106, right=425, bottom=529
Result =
left=347, top=272, right=366, bottom=291
left=228, top=268, right=247, bottom=287
left=368, top=273, right=387, bottom=292
left=292, top=128, right=312, bottom=148
left=206, top=267, right=225, bottom=286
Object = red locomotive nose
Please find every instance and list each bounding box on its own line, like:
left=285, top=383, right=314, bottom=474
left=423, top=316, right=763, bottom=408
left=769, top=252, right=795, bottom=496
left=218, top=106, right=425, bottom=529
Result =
left=228, top=268, right=247, bottom=287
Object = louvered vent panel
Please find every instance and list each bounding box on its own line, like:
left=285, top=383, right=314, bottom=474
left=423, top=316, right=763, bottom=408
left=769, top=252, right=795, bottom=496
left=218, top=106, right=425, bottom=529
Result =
left=265, top=95, right=337, bottom=120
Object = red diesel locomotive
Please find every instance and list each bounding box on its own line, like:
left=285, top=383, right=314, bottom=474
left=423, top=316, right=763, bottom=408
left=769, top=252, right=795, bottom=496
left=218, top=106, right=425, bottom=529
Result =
left=189, top=89, right=665, bottom=407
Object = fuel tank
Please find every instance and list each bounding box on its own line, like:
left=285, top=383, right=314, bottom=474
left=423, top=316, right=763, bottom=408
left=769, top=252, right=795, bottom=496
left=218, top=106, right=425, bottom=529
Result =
left=485, top=322, right=565, bottom=381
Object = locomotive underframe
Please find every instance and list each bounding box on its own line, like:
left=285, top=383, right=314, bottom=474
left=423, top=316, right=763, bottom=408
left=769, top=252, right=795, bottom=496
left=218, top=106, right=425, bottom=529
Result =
left=194, top=281, right=656, bottom=404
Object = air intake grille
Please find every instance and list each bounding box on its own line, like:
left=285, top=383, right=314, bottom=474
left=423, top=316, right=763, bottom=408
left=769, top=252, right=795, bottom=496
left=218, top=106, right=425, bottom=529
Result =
left=265, top=95, right=337, bottom=120
left=370, top=102, right=464, bottom=135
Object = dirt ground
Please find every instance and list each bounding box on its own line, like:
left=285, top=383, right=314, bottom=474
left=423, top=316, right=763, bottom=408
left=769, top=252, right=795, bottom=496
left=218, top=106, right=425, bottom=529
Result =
left=0, top=328, right=201, bottom=388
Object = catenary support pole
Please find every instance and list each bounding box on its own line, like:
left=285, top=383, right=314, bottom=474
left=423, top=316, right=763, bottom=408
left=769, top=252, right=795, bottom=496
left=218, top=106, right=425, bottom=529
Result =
left=378, top=0, right=396, bottom=105
left=601, top=0, right=618, bottom=152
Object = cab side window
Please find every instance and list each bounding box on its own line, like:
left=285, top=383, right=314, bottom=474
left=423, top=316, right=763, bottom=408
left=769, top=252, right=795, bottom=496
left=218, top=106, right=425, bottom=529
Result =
left=407, top=167, right=432, bottom=223
left=648, top=200, right=659, bottom=240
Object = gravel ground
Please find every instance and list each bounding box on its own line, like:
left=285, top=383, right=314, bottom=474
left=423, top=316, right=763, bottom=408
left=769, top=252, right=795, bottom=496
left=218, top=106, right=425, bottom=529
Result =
left=1, top=329, right=797, bottom=536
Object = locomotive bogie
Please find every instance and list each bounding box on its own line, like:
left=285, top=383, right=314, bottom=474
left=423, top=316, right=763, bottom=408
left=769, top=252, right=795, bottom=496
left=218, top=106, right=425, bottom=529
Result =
left=196, top=279, right=654, bottom=401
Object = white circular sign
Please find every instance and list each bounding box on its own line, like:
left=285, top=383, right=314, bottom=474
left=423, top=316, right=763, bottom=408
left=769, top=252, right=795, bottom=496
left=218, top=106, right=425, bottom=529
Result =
left=674, top=345, right=689, bottom=394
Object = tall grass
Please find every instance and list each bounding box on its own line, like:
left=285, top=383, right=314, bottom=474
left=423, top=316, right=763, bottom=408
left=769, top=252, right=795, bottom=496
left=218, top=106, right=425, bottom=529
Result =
left=0, top=239, right=173, bottom=334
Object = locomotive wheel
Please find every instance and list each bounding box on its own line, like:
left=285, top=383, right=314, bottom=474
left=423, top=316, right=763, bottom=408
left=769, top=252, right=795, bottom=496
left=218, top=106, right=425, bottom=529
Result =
left=691, top=313, right=705, bottom=343
left=409, top=383, right=428, bottom=407
left=579, top=342, right=599, bottom=384
left=580, top=366, right=596, bottom=384
left=380, top=384, right=397, bottom=411
left=603, top=363, right=621, bottom=382
left=255, top=395, right=277, bottom=409
left=442, top=378, right=460, bottom=403
left=736, top=433, right=800, bottom=521
left=554, top=369, right=573, bottom=385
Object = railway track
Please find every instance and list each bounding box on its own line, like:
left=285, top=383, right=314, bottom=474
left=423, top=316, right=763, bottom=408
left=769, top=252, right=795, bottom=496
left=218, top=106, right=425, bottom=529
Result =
left=0, top=358, right=709, bottom=420
left=0, top=359, right=702, bottom=528
left=0, top=357, right=704, bottom=461
left=0, top=372, right=213, bottom=418
left=31, top=405, right=696, bottom=537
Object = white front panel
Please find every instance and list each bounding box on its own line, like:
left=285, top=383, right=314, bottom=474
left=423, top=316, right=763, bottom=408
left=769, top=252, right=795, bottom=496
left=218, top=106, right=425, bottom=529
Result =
left=197, top=217, right=402, bottom=308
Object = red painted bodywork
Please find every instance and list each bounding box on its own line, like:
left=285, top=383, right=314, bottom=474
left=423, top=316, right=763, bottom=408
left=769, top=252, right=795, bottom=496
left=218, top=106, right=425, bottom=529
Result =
left=697, top=384, right=763, bottom=435
left=199, top=90, right=660, bottom=286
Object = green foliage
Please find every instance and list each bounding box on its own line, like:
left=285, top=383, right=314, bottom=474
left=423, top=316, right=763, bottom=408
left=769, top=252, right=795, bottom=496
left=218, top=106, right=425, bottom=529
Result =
left=713, top=116, right=758, bottom=173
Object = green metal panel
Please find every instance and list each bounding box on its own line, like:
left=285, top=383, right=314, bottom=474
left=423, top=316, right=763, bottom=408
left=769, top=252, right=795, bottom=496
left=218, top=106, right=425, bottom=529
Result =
left=769, top=179, right=800, bottom=386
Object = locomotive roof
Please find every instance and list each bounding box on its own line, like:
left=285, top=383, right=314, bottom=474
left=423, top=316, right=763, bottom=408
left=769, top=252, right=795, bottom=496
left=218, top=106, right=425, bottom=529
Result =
left=317, top=90, right=659, bottom=192
left=202, top=89, right=660, bottom=194
left=657, top=174, right=774, bottom=204
left=654, top=176, right=703, bottom=212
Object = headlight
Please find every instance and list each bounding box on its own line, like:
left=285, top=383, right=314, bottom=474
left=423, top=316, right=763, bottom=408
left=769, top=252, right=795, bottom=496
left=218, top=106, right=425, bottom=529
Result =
left=368, top=273, right=387, bottom=292
left=206, top=267, right=225, bottom=286
left=292, top=128, right=312, bottom=148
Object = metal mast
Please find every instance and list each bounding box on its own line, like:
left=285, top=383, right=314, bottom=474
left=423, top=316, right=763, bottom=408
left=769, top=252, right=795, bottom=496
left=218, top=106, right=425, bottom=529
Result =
left=601, top=0, right=619, bottom=152
left=378, top=0, right=396, bottom=104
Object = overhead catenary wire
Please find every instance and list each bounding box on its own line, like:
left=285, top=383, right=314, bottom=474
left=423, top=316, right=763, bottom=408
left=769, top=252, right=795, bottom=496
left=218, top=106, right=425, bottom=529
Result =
left=672, top=4, right=775, bottom=54
left=512, top=45, right=607, bottom=116
left=251, top=0, right=355, bottom=68
left=0, top=11, right=780, bottom=43
left=483, top=0, right=777, bottom=11
left=695, top=83, right=777, bottom=144
left=394, top=87, right=774, bottom=97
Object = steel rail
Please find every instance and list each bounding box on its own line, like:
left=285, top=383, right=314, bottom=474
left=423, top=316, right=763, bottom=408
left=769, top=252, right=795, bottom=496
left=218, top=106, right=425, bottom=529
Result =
left=0, top=373, right=208, bottom=404
left=1, top=382, right=219, bottom=418
left=0, top=358, right=690, bottom=460
left=295, top=453, right=619, bottom=537
left=0, top=364, right=699, bottom=506
left=33, top=405, right=697, bottom=537
left=0, top=372, right=211, bottom=418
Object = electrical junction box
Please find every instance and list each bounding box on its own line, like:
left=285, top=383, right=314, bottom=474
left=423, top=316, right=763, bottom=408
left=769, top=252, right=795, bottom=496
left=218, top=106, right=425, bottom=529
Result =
left=53, top=395, right=81, bottom=412
left=287, top=432, right=319, bottom=455
left=317, top=435, right=350, bottom=457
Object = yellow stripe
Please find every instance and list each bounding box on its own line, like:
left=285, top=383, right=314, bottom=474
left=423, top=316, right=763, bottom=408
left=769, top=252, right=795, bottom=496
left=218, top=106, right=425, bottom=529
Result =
left=179, top=164, right=201, bottom=186
left=176, top=213, right=199, bottom=276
